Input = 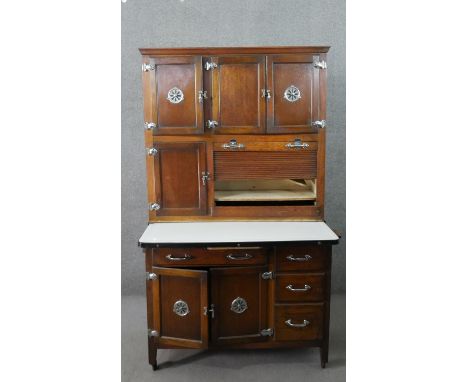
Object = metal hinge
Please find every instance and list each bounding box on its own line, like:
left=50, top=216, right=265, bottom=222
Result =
left=206, top=120, right=218, bottom=129
left=204, top=61, right=217, bottom=70
left=147, top=147, right=158, bottom=156
left=142, top=63, right=155, bottom=72
left=146, top=272, right=157, bottom=281
left=145, top=122, right=157, bottom=130
left=260, top=328, right=274, bottom=337
left=261, top=271, right=274, bottom=280
left=313, top=60, right=327, bottom=69
left=148, top=329, right=159, bottom=337
left=198, top=90, right=208, bottom=103
left=149, top=203, right=160, bottom=211
left=313, top=120, right=326, bottom=128
left=201, top=171, right=211, bottom=186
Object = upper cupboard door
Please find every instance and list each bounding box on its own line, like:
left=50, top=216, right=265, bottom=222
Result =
left=146, top=56, right=204, bottom=135
left=211, top=56, right=266, bottom=134
left=266, top=54, right=326, bottom=134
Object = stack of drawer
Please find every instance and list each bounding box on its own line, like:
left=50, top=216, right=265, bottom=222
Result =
left=274, top=245, right=331, bottom=342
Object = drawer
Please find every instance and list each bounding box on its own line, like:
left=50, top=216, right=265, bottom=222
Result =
left=152, top=247, right=267, bottom=267
left=213, top=140, right=317, bottom=152
left=275, top=273, right=326, bottom=303
left=276, top=246, right=330, bottom=272
left=275, top=304, right=324, bottom=341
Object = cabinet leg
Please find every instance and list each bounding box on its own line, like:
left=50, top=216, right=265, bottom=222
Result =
left=148, top=338, right=158, bottom=371
left=320, top=346, right=328, bottom=368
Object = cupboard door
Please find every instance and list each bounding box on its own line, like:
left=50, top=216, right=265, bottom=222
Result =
left=266, top=54, right=325, bottom=133
left=211, top=56, right=266, bottom=134
left=151, top=267, right=209, bottom=348
left=148, top=56, right=204, bottom=135
left=148, top=142, right=207, bottom=218
left=210, top=266, right=269, bottom=345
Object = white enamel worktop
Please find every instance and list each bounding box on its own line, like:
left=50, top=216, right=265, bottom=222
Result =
left=139, top=221, right=339, bottom=244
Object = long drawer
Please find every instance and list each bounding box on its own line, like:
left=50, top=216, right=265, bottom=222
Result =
left=276, top=246, right=330, bottom=272
left=274, top=304, right=324, bottom=341
left=152, top=246, right=267, bottom=267
left=275, top=273, right=325, bottom=303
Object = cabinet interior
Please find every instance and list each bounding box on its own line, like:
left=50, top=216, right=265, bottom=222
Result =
left=214, top=179, right=317, bottom=206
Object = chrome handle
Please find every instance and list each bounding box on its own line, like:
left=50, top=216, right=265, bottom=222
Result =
left=286, top=284, right=311, bottom=292
left=198, top=90, right=208, bottom=103
left=261, top=89, right=271, bottom=99
left=206, top=120, right=218, bottom=129
left=285, top=139, right=310, bottom=149
left=285, top=319, right=310, bottom=328
left=165, top=254, right=193, bottom=261
left=201, top=171, right=210, bottom=186
left=286, top=254, right=313, bottom=262
left=205, top=61, right=218, bottom=70
left=203, top=304, right=215, bottom=318
left=226, top=253, right=253, bottom=260
left=222, top=139, right=245, bottom=150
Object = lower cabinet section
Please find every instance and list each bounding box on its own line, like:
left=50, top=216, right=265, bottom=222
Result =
left=145, top=243, right=333, bottom=369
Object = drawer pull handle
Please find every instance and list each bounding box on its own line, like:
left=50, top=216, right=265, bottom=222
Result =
left=165, top=254, right=193, bottom=261
left=286, top=254, right=312, bottom=262
left=285, top=139, right=310, bottom=149
left=226, top=253, right=253, bottom=260
left=285, top=319, right=310, bottom=328
left=286, top=284, right=311, bottom=292
left=222, top=139, right=245, bottom=150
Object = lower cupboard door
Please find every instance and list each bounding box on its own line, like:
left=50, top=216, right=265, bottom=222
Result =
left=151, top=267, right=209, bottom=348
left=210, top=266, right=269, bottom=345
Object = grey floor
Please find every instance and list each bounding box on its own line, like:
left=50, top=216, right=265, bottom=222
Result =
left=122, top=294, right=345, bottom=382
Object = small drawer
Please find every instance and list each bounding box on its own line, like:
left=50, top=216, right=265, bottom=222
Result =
left=152, top=247, right=267, bottom=267
left=276, top=246, right=330, bottom=272
left=213, top=140, right=317, bottom=152
left=275, top=304, right=324, bottom=341
left=275, top=273, right=326, bottom=303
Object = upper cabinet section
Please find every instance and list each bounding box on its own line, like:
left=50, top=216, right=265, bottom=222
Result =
left=140, top=47, right=329, bottom=135
left=142, top=56, right=204, bottom=135
left=266, top=54, right=327, bottom=134
left=209, top=55, right=266, bottom=134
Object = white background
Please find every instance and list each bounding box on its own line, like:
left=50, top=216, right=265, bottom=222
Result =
left=0, top=1, right=467, bottom=381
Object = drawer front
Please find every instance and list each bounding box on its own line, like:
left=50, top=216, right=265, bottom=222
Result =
left=275, top=304, right=324, bottom=341
left=213, top=140, right=317, bottom=152
left=152, top=247, right=267, bottom=267
left=276, top=246, right=330, bottom=272
left=275, top=273, right=326, bottom=303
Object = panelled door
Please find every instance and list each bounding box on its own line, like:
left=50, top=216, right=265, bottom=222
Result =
left=210, top=266, right=269, bottom=345
left=147, top=56, right=204, bottom=135
left=151, top=267, right=209, bottom=348
left=210, top=55, right=266, bottom=134
left=148, top=142, right=207, bottom=217
left=266, top=54, right=324, bottom=133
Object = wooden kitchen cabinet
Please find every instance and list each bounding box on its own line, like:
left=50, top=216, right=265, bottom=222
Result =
left=138, top=47, right=339, bottom=370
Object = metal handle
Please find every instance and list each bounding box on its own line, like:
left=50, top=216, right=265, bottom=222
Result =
left=222, top=139, right=245, bottom=150
left=226, top=253, right=253, bottom=260
left=261, top=89, right=271, bottom=99
left=203, top=304, right=215, bottom=318
left=201, top=171, right=210, bottom=186
left=205, top=61, right=218, bottom=70
left=285, top=319, right=310, bottom=328
left=286, top=284, right=311, bottom=292
left=165, top=254, right=193, bottom=261
left=313, top=120, right=326, bottom=128
left=206, top=120, right=218, bottom=129
left=286, top=254, right=313, bottom=262
left=198, top=90, right=207, bottom=103
left=285, top=139, right=310, bottom=149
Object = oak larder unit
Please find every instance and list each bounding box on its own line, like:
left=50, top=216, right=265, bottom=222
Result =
left=138, top=47, right=339, bottom=370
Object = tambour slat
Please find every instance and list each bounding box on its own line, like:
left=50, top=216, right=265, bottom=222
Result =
left=214, top=151, right=317, bottom=180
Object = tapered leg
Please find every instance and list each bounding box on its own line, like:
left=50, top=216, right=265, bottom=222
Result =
left=320, top=345, right=328, bottom=368
left=148, top=338, right=158, bottom=370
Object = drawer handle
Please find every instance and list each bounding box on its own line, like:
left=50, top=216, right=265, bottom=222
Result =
left=165, top=254, right=193, bottom=261
left=222, top=139, right=245, bottom=150
left=286, top=254, right=313, bottom=262
left=285, top=139, right=310, bottom=149
left=285, top=319, right=310, bottom=328
left=286, top=284, right=311, bottom=292
left=226, top=253, right=253, bottom=260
